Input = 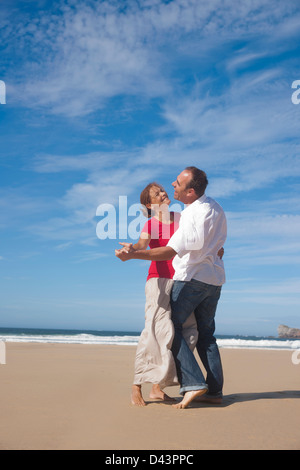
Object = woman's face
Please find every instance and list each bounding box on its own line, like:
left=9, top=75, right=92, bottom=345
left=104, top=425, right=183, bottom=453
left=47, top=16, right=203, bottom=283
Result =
left=148, top=185, right=171, bottom=208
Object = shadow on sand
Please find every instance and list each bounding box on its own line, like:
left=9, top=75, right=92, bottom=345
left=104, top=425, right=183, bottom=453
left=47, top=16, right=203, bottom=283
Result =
left=196, top=390, right=300, bottom=408
left=145, top=390, right=300, bottom=407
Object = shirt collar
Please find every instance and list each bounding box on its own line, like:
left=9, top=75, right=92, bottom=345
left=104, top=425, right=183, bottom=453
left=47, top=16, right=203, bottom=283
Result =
left=183, top=193, right=207, bottom=211
left=197, top=193, right=207, bottom=203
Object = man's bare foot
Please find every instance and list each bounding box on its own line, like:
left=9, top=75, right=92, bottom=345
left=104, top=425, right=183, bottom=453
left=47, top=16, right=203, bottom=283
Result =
left=149, top=385, right=176, bottom=402
left=131, top=385, right=146, bottom=406
left=172, top=388, right=208, bottom=409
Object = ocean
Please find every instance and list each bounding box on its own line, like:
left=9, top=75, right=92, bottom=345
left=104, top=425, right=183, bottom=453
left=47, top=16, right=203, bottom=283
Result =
left=0, top=327, right=299, bottom=350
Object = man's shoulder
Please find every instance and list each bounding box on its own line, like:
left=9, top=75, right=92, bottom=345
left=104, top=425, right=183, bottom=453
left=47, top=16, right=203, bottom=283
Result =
left=183, top=195, right=225, bottom=217
left=193, top=196, right=226, bottom=220
left=205, top=196, right=224, bottom=211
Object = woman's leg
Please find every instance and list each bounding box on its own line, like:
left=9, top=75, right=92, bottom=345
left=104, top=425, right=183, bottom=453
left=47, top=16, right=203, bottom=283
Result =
left=132, top=278, right=177, bottom=404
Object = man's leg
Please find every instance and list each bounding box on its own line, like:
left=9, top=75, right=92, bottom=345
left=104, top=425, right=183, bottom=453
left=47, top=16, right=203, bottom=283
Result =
left=170, top=281, right=208, bottom=398
left=194, top=284, right=224, bottom=400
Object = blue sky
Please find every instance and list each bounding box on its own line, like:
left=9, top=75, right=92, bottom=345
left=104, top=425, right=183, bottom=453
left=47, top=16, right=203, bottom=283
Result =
left=0, top=0, right=300, bottom=336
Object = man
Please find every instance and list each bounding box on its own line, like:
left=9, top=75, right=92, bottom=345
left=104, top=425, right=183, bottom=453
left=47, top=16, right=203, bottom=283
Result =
left=116, top=167, right=227, bottom=409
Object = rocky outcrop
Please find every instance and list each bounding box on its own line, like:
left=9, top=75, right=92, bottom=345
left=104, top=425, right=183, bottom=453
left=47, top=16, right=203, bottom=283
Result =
left=278, top=324, right=300, bottom=339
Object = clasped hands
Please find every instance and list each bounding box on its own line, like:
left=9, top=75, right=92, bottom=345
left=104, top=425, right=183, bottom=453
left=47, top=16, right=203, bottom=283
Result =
left=115, top=244, right=224, bottom=262
left=115, top=243, right=135, bottom=261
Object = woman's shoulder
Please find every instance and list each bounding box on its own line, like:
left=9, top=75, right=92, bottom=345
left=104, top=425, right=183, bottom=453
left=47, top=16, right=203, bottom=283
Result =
left=142, top=216, right=159, bottom=230
left=141, top=216, right=152, bottom=232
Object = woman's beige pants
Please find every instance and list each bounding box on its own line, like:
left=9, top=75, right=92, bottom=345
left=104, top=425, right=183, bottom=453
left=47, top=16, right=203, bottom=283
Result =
left=133, top=277, right=198, bottom=389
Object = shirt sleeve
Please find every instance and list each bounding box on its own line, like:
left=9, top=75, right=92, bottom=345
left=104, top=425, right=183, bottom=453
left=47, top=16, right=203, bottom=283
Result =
left=167, top=212, right=206, bottom=255
left=167, top=226, right=185, bottom=254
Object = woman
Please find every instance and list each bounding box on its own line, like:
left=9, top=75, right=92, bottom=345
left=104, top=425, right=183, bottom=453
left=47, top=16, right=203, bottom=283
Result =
left=117, top=182, right=199, bottom=406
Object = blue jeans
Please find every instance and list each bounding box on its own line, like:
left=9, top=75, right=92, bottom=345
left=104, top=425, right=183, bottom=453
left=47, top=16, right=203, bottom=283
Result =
left=171, top=279, right=223, bottom=396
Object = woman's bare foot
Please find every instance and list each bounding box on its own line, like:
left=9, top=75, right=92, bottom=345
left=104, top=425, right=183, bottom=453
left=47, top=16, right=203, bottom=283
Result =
left=172, top=388, right=208, bottom=409
left=149, top=384, right=176, bottom=402
left=131, top=385, right=146, bottom=406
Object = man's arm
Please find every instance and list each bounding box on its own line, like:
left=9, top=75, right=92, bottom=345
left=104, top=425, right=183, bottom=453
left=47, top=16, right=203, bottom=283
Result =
left=115, top=245, right=176, bottom=262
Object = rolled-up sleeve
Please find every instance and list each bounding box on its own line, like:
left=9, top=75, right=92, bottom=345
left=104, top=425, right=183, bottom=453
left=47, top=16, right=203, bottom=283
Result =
left=167, top=225, right=185, bottom=255
left=167, top=214, right=205, bottom=255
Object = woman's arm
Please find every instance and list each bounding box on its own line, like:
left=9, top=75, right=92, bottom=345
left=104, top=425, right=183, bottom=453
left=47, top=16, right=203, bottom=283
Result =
left=116, top=245, right=176, bottom=261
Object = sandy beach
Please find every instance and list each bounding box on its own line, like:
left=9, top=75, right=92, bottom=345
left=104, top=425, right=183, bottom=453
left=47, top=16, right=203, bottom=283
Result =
left=0, top=342, right=299, bottom=450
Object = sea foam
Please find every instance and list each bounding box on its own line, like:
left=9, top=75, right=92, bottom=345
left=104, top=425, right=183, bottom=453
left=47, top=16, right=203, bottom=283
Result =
left=0, top=329, right=299, bottom=350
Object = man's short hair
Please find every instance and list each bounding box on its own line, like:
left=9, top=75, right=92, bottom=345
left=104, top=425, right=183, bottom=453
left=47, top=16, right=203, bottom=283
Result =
left=184, top=166, right=208, bottom=197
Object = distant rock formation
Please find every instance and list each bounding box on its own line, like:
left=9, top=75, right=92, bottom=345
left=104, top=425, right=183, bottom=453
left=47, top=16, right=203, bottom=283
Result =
left=278, top=324, right=300, bottom=339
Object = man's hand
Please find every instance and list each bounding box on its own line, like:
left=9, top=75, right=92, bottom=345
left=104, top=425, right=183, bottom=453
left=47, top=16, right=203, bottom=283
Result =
left=218, top=247, right=224, bottom=259
left=115, top=249, right=133, bottom=262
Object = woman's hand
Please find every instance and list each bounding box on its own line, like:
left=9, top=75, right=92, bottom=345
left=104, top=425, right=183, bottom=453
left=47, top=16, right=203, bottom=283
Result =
left=118, top=242, right=135, bottom=253
left=115, top=242, right=136, bottom=261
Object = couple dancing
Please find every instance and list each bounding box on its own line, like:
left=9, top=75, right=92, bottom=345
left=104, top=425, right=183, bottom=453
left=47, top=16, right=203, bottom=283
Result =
left=115, top=167, right=227, bottom=409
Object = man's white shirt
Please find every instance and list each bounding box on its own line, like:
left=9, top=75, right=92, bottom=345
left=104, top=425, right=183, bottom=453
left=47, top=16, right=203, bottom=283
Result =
left=167, top=194, right=227, bottom=286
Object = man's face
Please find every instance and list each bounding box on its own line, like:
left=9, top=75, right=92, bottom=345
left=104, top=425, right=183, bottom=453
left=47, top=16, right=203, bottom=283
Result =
left=172, top=170, right=192, bottom=203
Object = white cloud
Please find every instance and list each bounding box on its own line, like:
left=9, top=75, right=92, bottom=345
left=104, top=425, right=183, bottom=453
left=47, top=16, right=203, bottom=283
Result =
left=10, top=1, right=170, bottom=116
left=0, top=187, right=51, bottom=227
left=33, top=152, right=117, bottom=173
left=5, top=0, right=299, bottom=117
left=226, top=51, right=268, bottom=72
left=22, top=151, right=158, bottom=242
left=227, top=212, right=300, bottom=239
left=222, top=208, right=300, bottom=268
left=54, top=242, right=73, bottom=251
left=72, top=252, right=109, bottom=263
left=225, top=277, right=300, bottom=296
left=161, top=74, right=299, bottom=150
left=3, top=0, right=300, bottom=253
